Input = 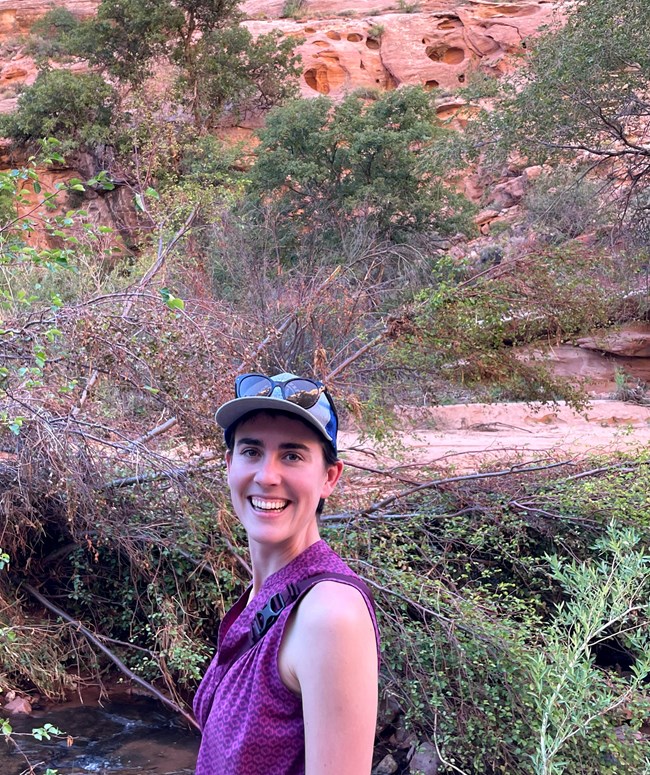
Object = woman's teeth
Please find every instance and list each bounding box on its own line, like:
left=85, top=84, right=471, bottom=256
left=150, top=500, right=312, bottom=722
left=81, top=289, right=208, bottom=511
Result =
left=250, top=497, right=289, bottom=511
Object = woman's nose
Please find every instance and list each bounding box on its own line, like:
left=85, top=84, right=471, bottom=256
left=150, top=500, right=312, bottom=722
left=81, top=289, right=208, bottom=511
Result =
left=254, top=456, right=281, bottom=486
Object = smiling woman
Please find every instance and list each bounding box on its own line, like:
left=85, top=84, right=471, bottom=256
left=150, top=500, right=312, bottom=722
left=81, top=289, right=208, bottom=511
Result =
left=193, top=373, right=380, bottom=775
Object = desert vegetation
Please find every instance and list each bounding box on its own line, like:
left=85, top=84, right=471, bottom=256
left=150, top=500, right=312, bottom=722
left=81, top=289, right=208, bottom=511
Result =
left=1, top=0, right=650, bottom=773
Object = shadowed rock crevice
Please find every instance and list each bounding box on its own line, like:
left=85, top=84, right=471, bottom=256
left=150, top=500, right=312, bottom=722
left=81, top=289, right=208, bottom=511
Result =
left=425, top=44, right=465, bottom=64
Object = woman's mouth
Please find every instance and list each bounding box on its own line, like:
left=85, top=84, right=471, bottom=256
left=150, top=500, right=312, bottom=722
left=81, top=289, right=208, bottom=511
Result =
left=249, top=496, right=290, bottom=512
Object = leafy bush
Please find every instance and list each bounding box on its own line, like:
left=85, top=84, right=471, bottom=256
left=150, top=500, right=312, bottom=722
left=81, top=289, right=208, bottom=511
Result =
left=478, top=0, right=650, bottom=228
left=329, top=463, right=650, bottom=774
left=26, top=7, right=80, bottom=62
left=0, top=70, right=117, bottom=152
left=248, top=87, right=475, bottom=254
left=389, top=245, right=641, bottom=405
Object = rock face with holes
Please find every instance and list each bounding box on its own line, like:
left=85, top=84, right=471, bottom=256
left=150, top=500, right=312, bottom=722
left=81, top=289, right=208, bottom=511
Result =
left=245, top=2, right=559, bottom=105
left=0, top=1, right=560, bottom=120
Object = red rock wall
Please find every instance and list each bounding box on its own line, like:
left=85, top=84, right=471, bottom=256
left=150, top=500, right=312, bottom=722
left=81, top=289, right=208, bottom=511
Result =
left=0, top=0, right=98, bottom=38
left=244, top=2, right=558, bottom=102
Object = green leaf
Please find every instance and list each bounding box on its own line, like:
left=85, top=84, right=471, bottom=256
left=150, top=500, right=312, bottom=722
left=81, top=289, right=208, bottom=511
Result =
left=166, top=296, right=185, bottom=311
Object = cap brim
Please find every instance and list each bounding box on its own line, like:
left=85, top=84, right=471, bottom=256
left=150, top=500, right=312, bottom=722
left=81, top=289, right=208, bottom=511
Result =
left=215, top=396, right=334, bottom=444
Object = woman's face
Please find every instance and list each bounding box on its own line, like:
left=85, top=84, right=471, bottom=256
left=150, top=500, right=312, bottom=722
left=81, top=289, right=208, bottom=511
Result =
left=226, top=413, right=343, bottom=553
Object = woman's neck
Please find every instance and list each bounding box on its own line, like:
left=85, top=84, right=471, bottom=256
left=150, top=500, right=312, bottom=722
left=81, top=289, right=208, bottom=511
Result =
left=248, top=531, right=321, bottom=597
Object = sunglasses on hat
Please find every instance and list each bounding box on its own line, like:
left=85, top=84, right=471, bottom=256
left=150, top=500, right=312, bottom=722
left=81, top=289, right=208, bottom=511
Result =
left=235, top=374, right=333, bottom=413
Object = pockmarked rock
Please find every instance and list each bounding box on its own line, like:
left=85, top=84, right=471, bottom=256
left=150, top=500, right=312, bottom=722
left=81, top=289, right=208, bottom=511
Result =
left=244, top=2, right=559, bottom=99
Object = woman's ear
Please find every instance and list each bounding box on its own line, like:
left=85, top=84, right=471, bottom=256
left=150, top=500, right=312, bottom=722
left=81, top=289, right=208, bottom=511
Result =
left=321, top=460, right=344, bottom=499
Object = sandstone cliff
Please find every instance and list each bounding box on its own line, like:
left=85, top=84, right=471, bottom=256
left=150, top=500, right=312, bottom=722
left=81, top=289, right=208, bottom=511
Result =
left=0, top=0, right=558, bottom=118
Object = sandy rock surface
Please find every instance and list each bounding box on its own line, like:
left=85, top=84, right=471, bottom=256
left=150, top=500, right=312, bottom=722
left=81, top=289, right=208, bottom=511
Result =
left=576, top=322, right=650, bottom=359
left=0, top=0, right=98, bottom=38
left=339, top=399, right=650, bottom=475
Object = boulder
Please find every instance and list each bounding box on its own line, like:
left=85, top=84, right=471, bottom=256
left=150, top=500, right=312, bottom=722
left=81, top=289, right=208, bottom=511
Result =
left=373, top=753, right=399, bottom=774
left=576, top=323, right=650, bottom=359
left=409, top=741, right=440, bottom=775
left=537, top=344, right=650, bottom=397
left=488, top=174, right=527, bottom=209
left=4, top=695, right=32, bottom=715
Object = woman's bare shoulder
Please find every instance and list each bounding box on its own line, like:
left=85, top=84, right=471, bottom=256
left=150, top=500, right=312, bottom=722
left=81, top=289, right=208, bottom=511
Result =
left=291, top=579, right=374, bottom=638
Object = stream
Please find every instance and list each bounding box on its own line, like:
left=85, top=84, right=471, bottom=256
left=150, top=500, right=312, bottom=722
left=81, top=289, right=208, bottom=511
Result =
left=0, top=697, right=199, bottom=775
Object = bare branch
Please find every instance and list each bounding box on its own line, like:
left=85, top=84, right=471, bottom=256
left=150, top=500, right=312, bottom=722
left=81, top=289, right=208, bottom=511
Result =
left=362, top=459, right=575, bottom=515
left=22, top=583, right=200, bottom=731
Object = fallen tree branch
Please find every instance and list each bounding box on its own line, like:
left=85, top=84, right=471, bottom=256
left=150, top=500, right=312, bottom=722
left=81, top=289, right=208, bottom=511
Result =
left=102, top=453, right=218, bottom=489
left=362, top=459, right=575, bottom=515
left=70, top=369, right=98, bottom=419
left=509, top=499, right=601, bottom=526
left=325, top=330, right=386, bottom=382
left=342, top=459, right=421, bottom=484
left=22, top=583, right=200, bottom=731
left=127, top=417, right=178, bottom=449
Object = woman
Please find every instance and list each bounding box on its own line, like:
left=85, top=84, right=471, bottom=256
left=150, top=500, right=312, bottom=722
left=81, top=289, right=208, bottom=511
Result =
left=194, top=373, right=380, bottom=775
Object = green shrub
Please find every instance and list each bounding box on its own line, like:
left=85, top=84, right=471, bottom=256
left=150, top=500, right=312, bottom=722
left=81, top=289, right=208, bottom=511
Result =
left=26, top=7, right=80, bottom=62
left=0, top=70, right=117, bottom=152
left=327, top=469, right=650, bottom=774
left=249, top=87, right=475, bottom=256
left=523, top=168, right=610, bottom=244
left=389, top=245, right=634, bottom=406
left=280, top=0, right=305, bottom=18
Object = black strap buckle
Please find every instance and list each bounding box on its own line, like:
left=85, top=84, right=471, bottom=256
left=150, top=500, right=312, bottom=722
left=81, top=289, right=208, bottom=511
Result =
left=250, top=582, right=301, bottom=645
left=251, top=591, right=287, bottom=644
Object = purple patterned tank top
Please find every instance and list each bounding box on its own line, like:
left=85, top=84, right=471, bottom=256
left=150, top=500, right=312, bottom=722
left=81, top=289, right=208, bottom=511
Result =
left=193, top=540, right=380, bottom=775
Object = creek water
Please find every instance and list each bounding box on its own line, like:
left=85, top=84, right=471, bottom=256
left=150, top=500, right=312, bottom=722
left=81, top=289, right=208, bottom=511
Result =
left=0, top=697, right=199, bottom=775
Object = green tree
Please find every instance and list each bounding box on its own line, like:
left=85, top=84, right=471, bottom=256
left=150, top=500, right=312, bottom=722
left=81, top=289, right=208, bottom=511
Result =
left=0, top=70, right=117, bottom=152
left=62, top=0, right=301, bottom=130
left=248, top=87, right=474, bottom=245
left=173, top=26, right=300, bottom=128
left=486, top=0, right=650, bottom=230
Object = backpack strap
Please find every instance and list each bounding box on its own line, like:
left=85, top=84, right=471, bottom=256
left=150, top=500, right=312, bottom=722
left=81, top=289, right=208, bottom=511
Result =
left=230, top=572, right=373, bottom=665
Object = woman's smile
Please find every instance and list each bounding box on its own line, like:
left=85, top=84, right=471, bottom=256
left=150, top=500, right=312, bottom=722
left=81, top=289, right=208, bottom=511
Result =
left=249, top=496, right=291, bottom=513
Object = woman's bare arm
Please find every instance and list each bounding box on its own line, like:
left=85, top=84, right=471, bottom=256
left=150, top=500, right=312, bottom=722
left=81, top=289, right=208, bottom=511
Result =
left=279, top=581, right=379, bottom=775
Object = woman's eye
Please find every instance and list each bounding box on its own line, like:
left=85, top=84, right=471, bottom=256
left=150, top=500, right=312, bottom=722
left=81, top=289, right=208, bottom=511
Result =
left=241, top=448, right=260, bottom=458
left=284, top=452, right=301, bottom=462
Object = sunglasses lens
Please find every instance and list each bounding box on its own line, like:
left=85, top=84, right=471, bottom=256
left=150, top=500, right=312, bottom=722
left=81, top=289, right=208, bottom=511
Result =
left=283, top=379, right=321, bottom=408
left=237, top=375, right=273, bottom=398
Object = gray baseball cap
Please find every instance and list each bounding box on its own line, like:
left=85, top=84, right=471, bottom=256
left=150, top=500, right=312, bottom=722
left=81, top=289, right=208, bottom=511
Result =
left=216, top=372, right=338, bottom=452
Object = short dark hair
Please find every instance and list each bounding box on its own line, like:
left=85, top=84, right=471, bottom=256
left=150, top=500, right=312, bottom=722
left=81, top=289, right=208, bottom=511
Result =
left=224, top=408, right=338, bottom=516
